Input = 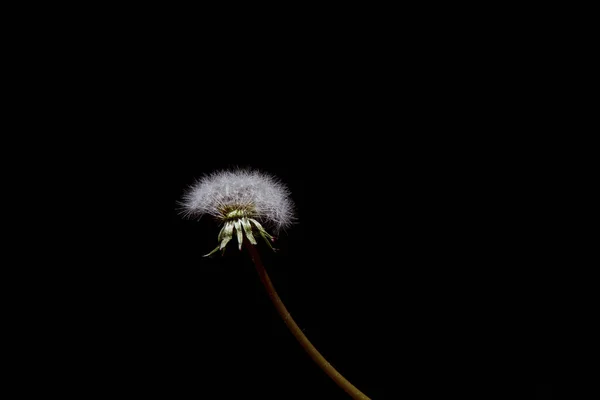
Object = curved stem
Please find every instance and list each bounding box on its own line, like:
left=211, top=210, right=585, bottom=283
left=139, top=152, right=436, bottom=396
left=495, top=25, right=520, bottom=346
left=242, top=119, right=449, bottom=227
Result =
left=245, top=243, right=371, bottom=400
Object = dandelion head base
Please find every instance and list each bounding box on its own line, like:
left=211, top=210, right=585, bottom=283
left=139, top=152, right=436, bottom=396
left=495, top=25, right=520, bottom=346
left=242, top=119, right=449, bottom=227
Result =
left=204, top=209, right=275, bottom=257
left=221, top=207, right=255, bottom=222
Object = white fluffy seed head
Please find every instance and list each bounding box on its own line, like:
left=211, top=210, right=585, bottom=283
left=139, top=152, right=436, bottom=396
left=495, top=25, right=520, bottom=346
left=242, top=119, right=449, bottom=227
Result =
left=180, top=168, right=295, bottom=233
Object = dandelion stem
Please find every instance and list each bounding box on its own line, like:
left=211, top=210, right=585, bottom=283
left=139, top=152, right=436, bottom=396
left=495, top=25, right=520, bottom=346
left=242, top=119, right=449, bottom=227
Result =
left=245, top=243, right=371, bottom=400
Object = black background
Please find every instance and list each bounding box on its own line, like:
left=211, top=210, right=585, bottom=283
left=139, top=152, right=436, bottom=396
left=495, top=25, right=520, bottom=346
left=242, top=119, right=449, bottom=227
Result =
left=72, top=134, right=530, bottom=399
left=16, top=11, right=557, bottom=398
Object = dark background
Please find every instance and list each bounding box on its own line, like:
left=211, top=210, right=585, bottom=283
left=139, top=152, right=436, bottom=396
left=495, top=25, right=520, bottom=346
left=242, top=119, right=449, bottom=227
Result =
left=35, top=73, right=535, bottom=399
left=17, top=11, right=556, bottom=398
left=82, top=136, right=529, bottom=399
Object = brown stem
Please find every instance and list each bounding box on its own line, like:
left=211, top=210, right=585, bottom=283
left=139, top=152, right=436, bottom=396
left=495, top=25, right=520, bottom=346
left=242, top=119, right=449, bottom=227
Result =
left=245, top=243, right=371, bottom=400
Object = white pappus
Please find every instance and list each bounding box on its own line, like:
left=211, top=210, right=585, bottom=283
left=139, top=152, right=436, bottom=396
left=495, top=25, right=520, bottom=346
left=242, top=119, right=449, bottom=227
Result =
left=180, top=168, right=295, bottom=255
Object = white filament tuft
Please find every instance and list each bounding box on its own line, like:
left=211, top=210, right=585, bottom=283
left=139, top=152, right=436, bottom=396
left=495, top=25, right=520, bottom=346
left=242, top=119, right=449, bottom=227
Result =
left=180, top=168, right=295, bottom=233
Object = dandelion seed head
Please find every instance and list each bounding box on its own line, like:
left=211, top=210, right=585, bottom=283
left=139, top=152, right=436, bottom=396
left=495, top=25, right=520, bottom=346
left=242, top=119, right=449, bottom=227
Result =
left=181, top=168, right=295, bottom=233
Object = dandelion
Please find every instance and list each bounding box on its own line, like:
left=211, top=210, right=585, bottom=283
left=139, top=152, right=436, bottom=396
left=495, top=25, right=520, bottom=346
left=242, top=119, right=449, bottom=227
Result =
left=181, top=168, right=370, bottom=400
left=180, top=168, right=294, bottom=255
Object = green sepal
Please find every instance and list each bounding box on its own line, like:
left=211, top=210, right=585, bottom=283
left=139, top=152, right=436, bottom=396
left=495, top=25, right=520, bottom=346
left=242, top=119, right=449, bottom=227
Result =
left=249, top=218, right=276, bottom=251
left=203, top=244, right=221, bottom=257
left=234, top=219, right=243, bottom=250
left=217, top=224, right=226, bottom=242
left=220, top=221, right=234, bottom=250
left=249, top=218, right=273, bottom=239
left=241, top=218, right=257, bottom=245
left=258, top=228, right=275, bottom=251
